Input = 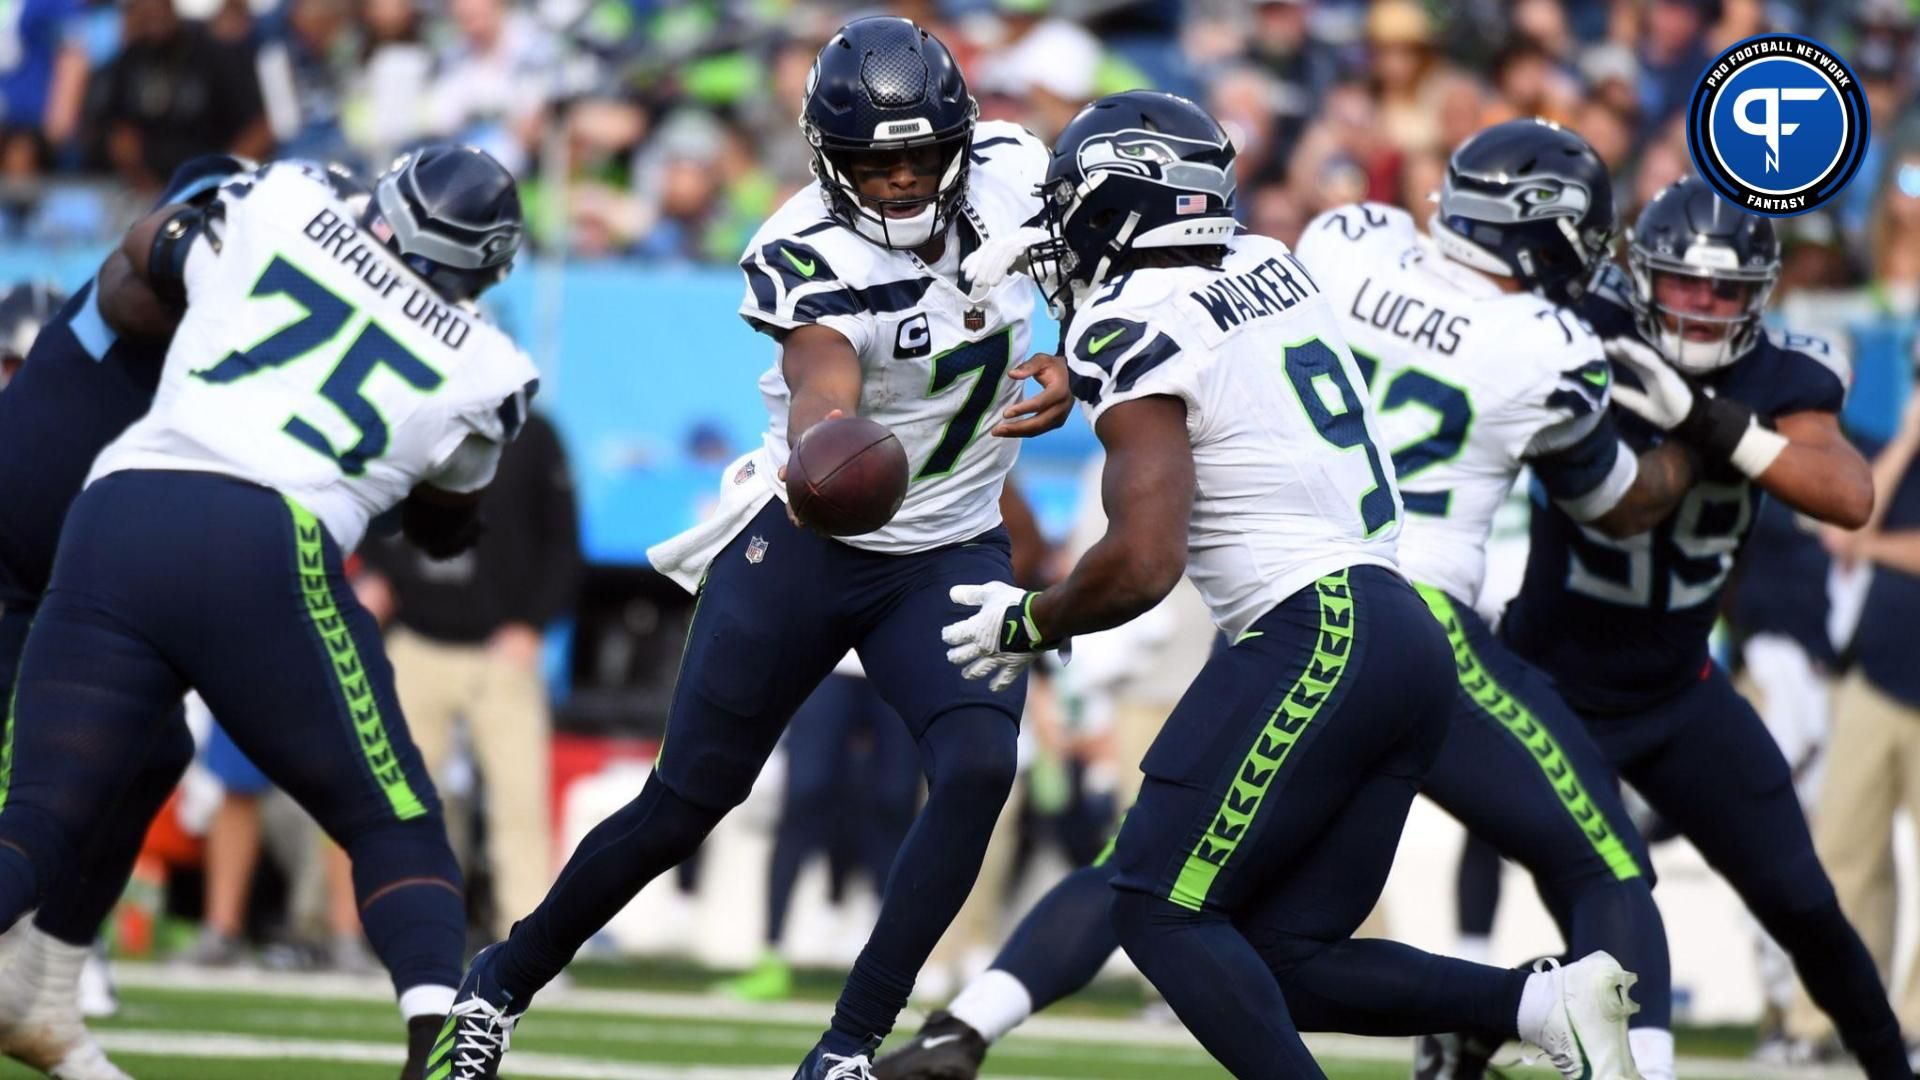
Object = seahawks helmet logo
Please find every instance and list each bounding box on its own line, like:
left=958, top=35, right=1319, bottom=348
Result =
left=1442, top=175, right=1592, bottom=226
left=1075, top=130, right=1234, bottom=203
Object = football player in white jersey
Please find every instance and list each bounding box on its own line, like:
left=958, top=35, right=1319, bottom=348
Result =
left=881, top=119, right=1685, bottom=1080
left=433, top=18, right=1073, bottom=1080
left=1295, top=119, right=1699, bottom=1080
left=0, top=145, right=536, bottom=1080
left=938, top=91, right=1639, bottom=1080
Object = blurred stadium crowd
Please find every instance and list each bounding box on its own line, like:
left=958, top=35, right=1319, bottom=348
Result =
left=7, top=0, right=1920, bottom=1066
left=0, top=0, right=1914, bottom=269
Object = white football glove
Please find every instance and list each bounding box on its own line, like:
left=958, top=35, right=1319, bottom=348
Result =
left=1603, top=336, right=1696, bottom=430
left=961, top=226, right=1052, bottom=302
left=942, top=581, right=1050, bottom=692
left=1603, top=335, right=1788, bottom=478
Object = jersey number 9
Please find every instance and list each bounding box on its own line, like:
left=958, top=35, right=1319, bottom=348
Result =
left=1283, top=338, right=1397, bottom=537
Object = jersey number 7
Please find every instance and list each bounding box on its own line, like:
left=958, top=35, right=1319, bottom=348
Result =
left=194, top=255, right=443, bottom=476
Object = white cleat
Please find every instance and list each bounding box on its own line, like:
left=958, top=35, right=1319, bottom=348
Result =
left=77, top=947, right=119, bottom=1021
left=1528, top=952, right=1643, bottom=1080
left=0, top=924, right=133, bottom=1080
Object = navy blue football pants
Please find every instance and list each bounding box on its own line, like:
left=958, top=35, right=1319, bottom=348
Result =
left=1104, top=566, right=1529, bottom=1080
left=0, top=603, right=194, bottom=947
left=0, top=471, right=463, bottom=995
left=1568, top=663, right=1909, bottom=1079
left=992, top=585, right=1671, bottom=1040
left=495, top=499, right=1024, bottom=1053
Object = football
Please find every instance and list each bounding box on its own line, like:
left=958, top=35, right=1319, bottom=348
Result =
left=786, top=415, right=910, bottom=536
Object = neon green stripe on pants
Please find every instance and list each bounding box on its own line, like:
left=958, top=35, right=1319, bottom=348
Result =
left=285, top=496, right=427, bottom=822
left=1168, top=568, right=1356, bottom=912
left=1415, top=584, right=1641, bottom=882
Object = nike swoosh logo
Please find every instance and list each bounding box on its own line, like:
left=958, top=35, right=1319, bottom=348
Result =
left=1004, top=619, right=1018, bottom=643
left=782, top=248, right=816, bottom=277
left=1579, top=368, right=1609, bottom=388
left=1087, top=327, right=1126, bottom=354
left=923, top=1035, right=961, bottom=1049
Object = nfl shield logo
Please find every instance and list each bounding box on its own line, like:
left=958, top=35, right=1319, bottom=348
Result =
left=1175, top=194, right=1207, bottom=215
left=964, top=307, right=986, bottom=331
left=733, top=460, right=757, bottom=485
left=745, top=535, right=768, bottom=564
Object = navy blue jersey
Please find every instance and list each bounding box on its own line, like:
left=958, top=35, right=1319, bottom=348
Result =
left=1727, top=495, right=1836, bottom=665
left=1503, top=270, right=1848, bottom=712
left=0, top=278, right=163, bottom=605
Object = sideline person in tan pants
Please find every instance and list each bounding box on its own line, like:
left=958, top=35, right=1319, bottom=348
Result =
left=1790, top=394, right=1920, bottom=1057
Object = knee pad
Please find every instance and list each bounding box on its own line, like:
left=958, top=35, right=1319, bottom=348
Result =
left=922, top=711, right=1018, bottom=803
left=621, top=776, right=728, bottom=867
left=346, top=816, right=464, bottom=906
left=0, top=803, right=75, bottom=902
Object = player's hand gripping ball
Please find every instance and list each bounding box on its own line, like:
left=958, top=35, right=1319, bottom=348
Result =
left=786, top=415, right=910, bottom=536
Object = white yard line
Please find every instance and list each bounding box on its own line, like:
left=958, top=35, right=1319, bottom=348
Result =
left=107, top=964, right=1863, bottom=1079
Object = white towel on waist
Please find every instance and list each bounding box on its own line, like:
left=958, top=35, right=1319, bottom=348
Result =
left=646, top=447, right=779, bottom=593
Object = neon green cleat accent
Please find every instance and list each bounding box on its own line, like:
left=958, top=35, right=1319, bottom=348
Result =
left=715, top=951, right=792, bottom=1002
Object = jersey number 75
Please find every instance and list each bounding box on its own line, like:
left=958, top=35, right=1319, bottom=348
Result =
left=193, top=256, right=443, bottom=476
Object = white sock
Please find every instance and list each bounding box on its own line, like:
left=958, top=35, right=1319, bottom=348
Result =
left=945, top=969, right=1033, bottom=1044
left=398, top=984, right=458, bottom=1021
left=1514, top=969, right=1558, bottom=1047
left=28, top=925, right=89, bottom=984
left=1454, top=934, right=1493, bottom=966
left=1629, top=1027, right=1675, bottom=1080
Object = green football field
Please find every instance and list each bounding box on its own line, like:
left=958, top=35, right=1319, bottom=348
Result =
left=0, top=964, right=1849, bottom=1080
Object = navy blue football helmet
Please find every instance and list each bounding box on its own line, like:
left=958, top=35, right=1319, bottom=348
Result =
left=801, top=16, right=977, bottom=250
left=371, top=144, right=523, bottom=303
left=1430, top=118, right=1616, bottom=305
left=1027, top=90, right=1237, bottom=318
left=1627, top=177, right=1780, bottom=373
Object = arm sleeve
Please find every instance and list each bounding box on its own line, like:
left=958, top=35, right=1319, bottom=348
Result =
left=736, top=235, right=877, bottom=354
left=1529, top=409, right=1640, bottom=523
left=1519, top=319, right=1637, bottom=522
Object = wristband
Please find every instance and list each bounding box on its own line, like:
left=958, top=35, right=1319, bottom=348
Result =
left=998, top=592, right=1051, bottom=653
left=1674, top=393, right=1783, bottom=476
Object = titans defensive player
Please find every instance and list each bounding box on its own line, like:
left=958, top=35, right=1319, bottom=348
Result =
left=940, top=90, right=1639, bottom=1080
left=0, top=157, right=268, bottom=1080
left=1502, top=177, right=1908, bottom=1080
left=880, top=120, right=1687, bottom=1080
left=431, top=18, right=1073, bottom=1080
left=0, top=147, right=534, bottom=1080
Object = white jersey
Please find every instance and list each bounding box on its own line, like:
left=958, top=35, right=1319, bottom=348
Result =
left=1294, top=202, right=1636, bottom=606
left=91, top=162, right=540, bottom=553
left=1063, top=232, right=1402, bottom=639
left=737, top=120, right=1046, bottom=554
